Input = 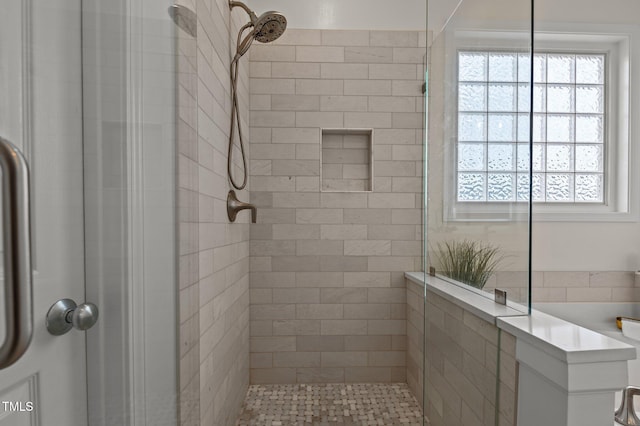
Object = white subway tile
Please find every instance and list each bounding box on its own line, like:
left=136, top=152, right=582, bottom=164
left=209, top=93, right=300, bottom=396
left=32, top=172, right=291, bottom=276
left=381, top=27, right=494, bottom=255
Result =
left=297, top=304, right=344, bottom=319
left=296, top=79, right=344, bottom=95
left=321, top=320, right=368, bottom=335
left=293, top=176, right=319, bottom=194
left=249, top=45, right=296, bottom=62
left=392, top=177, right=423, bottom=193
left=320, top=96, right=368, bottom=112
left=296, top=111, right=344, bottom=128
left=321, top=351, right=368, bottom=367
left=295, top=272, right=344, bottom=288
left=345, top=47, right=393, bottom=63
left=273, top=127, right=320, bottom=144
left=344, top=112, right=392, bottom=128
left=251, top=144, right=295, bottom=160
left=250, top=78, right=295, bottom=94
left=250, top=304, right=296, bottom=320
left=375, top=129, right=418, bottom=145
left=392, top=145, right=424, bottom=160
left=370, top=31, right=419, bottom=47
left=322, top=30, right=370, bottom=46
left=272, top=159, right=319, bottom=176
left=249, top=176, right=295, bottom=192
left=272, top=192, right=321, bottom=208
left=272, top=224, right=320, bottom=240
left=368, top=193, right=415, bottom=209
left=273, top=320, right=321, bottom=336
left=392, top=112, right=423, bottom=129
left=296, top=46, right=345, bottom=63
left=320, top=288, right=368, bottom=304
left=542, top=271, right=589, bottom=288
left=250, top=61, right=271, bottom=78
left=273, top=351, right=321, bottom=368
left=250, top=159, right=272, bottom=176
left=249, top=94, right=271, bottom=111
left=250, top=336, right=296, bottom=351
left=344, top=80, right=392, bottom=96
left=369, top=96, right=416, bottom=112
left=344, top=240, right=391, bottom=256
left=344, top=272, right=391, bottom=288
left=297, top=240, right=343, bottom=256
left=590, top=271, right=634, bottom=288
left=369, top=64, right=418, bottom=80
left=566, top=287, right=612, bottom=302
left=296, top=145, right=320, bottom=160
left=374, top=160, right=418, bottom=177
left=367, top=320, right=406, bottom=335
left=391, top=80, right=423, bottom=96
left=273, top=288, right=321, bottom=303
left=272, top=62, right=321, bottom=79
left=273, top=29, right=322, bottom=46
left=296, top=209, right=344, bottom=224
left=320, top=224, right=368, bottom=240
left=393, top=48, right=426, bottom=64
left=271, top=94, right=320, bottom=111
left=320, top=63, right=369, bottom=79
left=250, top=111, right=295, bottom=127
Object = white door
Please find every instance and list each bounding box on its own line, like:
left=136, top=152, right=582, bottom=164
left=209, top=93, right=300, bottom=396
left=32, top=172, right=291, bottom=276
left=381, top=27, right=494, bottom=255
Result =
left=0, top=0, right=88, bottom=425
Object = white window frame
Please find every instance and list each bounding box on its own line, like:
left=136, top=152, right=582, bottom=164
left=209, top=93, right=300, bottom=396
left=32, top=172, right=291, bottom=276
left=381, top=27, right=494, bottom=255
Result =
left=443, top=25, right=640, bottom=222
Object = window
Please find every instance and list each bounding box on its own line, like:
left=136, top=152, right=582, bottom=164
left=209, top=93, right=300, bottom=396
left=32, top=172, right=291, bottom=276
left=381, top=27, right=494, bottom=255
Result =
left=456, top=51, right=606, bottom=203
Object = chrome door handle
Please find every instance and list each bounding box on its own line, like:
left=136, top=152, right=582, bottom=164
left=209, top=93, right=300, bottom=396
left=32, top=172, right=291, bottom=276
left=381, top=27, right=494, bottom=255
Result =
left=0, top=137, right=33, bottom=369
left=46, top=299, right=99, bottom=335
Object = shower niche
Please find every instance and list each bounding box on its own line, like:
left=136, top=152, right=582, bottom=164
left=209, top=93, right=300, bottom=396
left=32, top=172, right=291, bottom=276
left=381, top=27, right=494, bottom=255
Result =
left=320, top=128, right=373, bottom=192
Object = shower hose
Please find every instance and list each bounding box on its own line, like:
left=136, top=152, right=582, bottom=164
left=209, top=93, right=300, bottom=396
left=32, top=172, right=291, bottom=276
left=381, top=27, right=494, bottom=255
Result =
left=228, top=22, right=255, bottom=190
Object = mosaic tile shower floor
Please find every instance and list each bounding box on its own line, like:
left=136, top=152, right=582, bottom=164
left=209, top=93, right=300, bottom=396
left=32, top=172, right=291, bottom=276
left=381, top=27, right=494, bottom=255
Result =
left=235, top=383, right=423, bottom=425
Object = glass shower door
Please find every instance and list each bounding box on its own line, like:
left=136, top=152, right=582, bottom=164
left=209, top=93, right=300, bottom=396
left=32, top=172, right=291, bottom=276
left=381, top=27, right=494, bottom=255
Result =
left=0, top=0, right=179, bottom=424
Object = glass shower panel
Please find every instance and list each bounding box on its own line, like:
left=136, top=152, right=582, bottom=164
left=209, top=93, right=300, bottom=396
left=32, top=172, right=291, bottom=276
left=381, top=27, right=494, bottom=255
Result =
left=83, top=0, right=178, bottom=424
left=422, top=0, right=532, bottom=424
left=425, top=0, right=533, bottom=310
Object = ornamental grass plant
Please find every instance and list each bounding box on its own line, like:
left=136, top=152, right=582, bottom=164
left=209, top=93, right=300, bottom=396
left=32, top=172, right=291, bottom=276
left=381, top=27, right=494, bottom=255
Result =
left=433, top=240, right=504, bottom=289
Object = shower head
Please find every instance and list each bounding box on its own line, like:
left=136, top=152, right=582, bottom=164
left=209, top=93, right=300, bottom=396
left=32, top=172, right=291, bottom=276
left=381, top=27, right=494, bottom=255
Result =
left=253, top=11, right=287, bottom=43
left=229, top=1, right=287, bottom=43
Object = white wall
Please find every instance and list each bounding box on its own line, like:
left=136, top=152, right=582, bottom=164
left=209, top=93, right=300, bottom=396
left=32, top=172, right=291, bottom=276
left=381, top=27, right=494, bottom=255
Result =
left=532, top=0, right=640, bottom=271
left=244, top=0, right=426, bottom=30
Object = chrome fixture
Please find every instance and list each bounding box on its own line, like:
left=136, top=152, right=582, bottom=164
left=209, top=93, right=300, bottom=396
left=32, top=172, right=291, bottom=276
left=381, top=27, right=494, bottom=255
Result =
left=227, top=190, right=256, bottom=223
left=615, top=386, right=640, bottom=426
left=0, top=137, right=33, bottom=370
left=227, top=1, right=287, bottom=190
left=168, top=5, right=197, bottom=38
left=46, top=299, right=99, bottom=336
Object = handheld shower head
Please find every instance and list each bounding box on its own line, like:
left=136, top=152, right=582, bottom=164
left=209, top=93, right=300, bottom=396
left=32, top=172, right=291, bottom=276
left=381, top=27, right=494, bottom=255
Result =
left=253, top=11, right=287, bottom=43
left=229, top=1, right=287, bottom=43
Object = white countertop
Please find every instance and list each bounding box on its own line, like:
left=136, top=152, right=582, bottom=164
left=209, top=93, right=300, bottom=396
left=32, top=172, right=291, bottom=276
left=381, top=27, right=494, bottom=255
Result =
left=498, top=311, right=636, bottom=364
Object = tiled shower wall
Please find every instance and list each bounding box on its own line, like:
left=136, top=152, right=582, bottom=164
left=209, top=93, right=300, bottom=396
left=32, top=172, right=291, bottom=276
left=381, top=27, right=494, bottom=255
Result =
left=248, top=29, right=426, bottom=384
left=177, top=0, right=251, bottom=425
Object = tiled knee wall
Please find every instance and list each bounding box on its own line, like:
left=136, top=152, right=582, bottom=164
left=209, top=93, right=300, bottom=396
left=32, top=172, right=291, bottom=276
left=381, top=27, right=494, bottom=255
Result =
left=248, top=29, right=426, bottom=384
left=407, top=280, right=518, bottom=426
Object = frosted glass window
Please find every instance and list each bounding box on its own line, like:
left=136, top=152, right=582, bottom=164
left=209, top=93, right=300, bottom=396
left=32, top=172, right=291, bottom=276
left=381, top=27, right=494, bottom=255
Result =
left=456, top=51, right=605, bottom=203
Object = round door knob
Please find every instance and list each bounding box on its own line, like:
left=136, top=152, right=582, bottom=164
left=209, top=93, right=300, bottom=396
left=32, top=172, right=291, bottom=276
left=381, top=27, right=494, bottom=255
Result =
left=72, top=303, right=99, bottom=331
left=46, top=298, right=99, bottom=336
